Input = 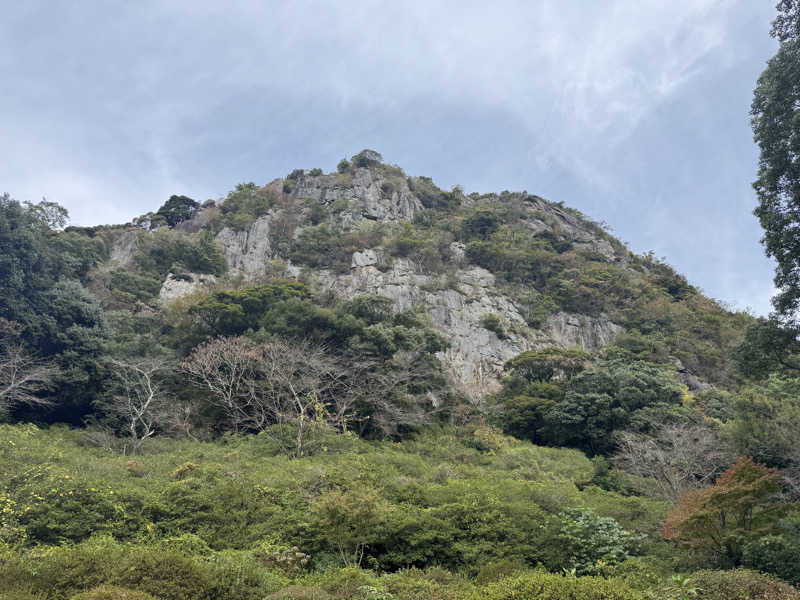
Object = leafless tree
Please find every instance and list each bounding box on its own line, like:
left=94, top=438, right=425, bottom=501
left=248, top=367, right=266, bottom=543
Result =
left=257, top=339, right=347, bottom=457
left=349, top=347, right=442, bottom=437
left=0, top=319, right=57, bottom=414
left=181, top=336, right=262, bottom=434
left=109, top=358, right=172, bottom=454
left=614, top=424, right=734, bottom=502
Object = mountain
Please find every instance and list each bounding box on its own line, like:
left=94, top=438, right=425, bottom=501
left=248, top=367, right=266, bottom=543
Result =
left=84, top=149, right=750, bottom=400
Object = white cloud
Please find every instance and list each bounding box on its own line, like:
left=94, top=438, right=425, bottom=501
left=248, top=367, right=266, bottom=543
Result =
left=0, top=0, right=779, bottom=313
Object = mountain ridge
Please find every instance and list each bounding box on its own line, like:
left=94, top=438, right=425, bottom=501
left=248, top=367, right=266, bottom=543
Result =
left=78, top=150, right=750, bottom=398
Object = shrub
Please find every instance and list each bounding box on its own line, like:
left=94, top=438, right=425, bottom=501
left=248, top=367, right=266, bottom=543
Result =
left=264, top=587, right=331, bottom=600
left=219, top=182, right=277, bottom=230
left=70, top=586, right=158, bottom=600
left=352, top=150, right=382, bottom=168
left=741, top=515, right=800, bottom=586
left=690, top=569, right=800, bottom=600
left=543, top=508, right=643, bottom=575
left=664, top=457, right=786, bottom=566
left=476, top=572, right=642, bottom=600
left=481, top=313, right=506, bottom=338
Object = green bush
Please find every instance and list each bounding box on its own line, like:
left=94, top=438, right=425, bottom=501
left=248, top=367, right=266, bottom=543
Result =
left=476, top=572, right=642, bottom=600
left=481, top=313, right=506, bottom=338
left=132, top=230, right=226, bottom=278
left=70, top=586, right=158, bottom=600
left=742, top=516, right=800, bottom=586
left=218, top=182, right=277, bottom=230
left=690, top=569, right=800, bottom=600
left=542, top=508, right=642, bottom=575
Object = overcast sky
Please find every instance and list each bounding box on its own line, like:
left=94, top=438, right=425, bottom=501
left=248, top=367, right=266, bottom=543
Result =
left=0, top=1, right=780, bottom=314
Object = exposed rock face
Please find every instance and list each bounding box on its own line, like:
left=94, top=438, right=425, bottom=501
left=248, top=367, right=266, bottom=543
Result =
left=314, top=256, right=620, bottom=401
left=215, top=215, right=273, bottom=274
left=201, top=171, right=628, bottom=399
left=110, top=230, right=139, bottom=266
left=671, top=357, right=712, bottom=392
left=138, top=165, right=632, bottom=398
left=290, top=168, right=422, bottom=224
left=351, top=249, right=379, bottom=268
left=518, top=195, right=618, bottom=260
left=159, top=272, right=216, bottom=303
left=546, top=312, right=623, bottom=353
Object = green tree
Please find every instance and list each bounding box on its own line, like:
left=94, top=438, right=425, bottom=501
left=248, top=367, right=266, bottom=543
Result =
left=752, top=1, right=800, bottom=319
left=156, top=195, right=199, bottom=228
left=504, top=348, right=589, bottom=383
left=732, top=317, right=800, bottom=379
left=546, top=359, right=684, bottom=455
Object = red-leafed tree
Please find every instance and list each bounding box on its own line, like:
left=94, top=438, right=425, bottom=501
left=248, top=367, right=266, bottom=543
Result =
left=664, top=457, right=787, bottom=565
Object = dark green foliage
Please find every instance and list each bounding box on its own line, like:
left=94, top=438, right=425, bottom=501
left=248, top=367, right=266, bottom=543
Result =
left=290, top=224, right=384, bottom=272
left=336, top=158, right=350, bottom=173
left=308, top=168, right=323, bottom=177
left=515, top=290, right=558, bottom=327
left=542, top=508, right=642, bottom=575
left=462, top=211, right=501, bottom=240
left=290, top=225, right=350, bottom=270
left=352, top=149, right=383, bottom=168
left=751, top=4, right=800, bottom=319
left=742, top=515, right=800, bottom=587
left=505, top=348, right=590, bottom=383
left=0, top=197, right=111, bottom=422
left=133, top=230, right=226, bottom=279
left=728, top=376, right=800, bottom=468
left=481, top=313, right=506, bottom=338
left=71, top=586, right=159, bottom=600
left=495, top=353, right=685, bottom=455
left=104, top=269, right=163, bottom=308
left=156, top=196, right=199, bottom=228
left=219, top=183, right=277, bottom=230
left=465, top=236, right=567, bottom=288
left=185, top=280, right=310, bottom=339
left=732, top=317, right=800, bottom=380
left=0, top=196, right=99, bottom=324
left=408, top=177, right=460, bottom=211
left=549, top=359, right=684, bottom=455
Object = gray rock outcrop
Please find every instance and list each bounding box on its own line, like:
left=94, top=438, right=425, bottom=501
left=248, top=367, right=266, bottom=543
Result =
left=159, top=272, right=217, bottom=303
left=314, top=254, right=620, bottom=401
left=110, top=230, right=139, bottom=266
left=215, top=215, right=273, bottom=274
left=546, top=312, right=623, bottom=353
left=290, top=168, right=422, bottom=224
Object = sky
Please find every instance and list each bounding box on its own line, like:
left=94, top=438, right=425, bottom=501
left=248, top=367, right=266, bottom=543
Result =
left=0, top=1, right=780, bottom=315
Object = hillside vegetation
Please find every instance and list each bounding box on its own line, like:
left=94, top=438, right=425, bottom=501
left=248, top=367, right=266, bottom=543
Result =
left=0, top=152, right=798, bottom=599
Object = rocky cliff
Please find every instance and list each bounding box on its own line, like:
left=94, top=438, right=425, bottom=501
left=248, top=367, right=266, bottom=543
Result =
left=110, top=150, right=724, bottom=398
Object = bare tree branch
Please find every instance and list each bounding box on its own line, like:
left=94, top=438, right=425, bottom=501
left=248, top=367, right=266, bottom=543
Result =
left=181, top=336, right=262, bottom=434
left=614, top=424, right=734, bottom=502
left=109, top=358, right=172, bottom=454
left=0, top=319, right=58, bottom=414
